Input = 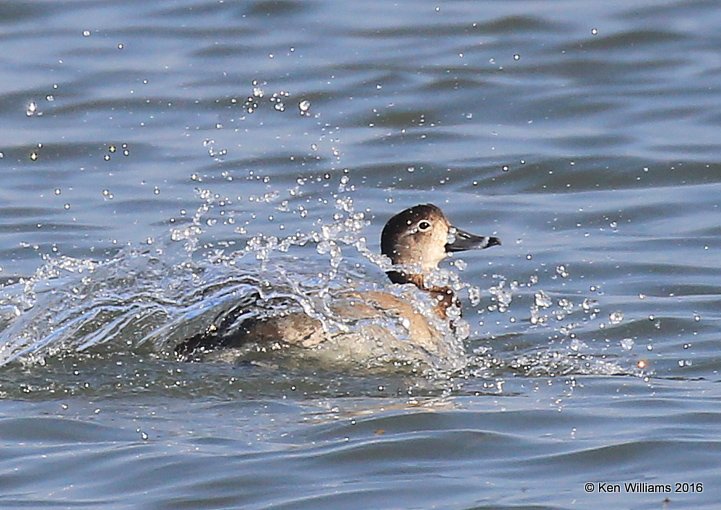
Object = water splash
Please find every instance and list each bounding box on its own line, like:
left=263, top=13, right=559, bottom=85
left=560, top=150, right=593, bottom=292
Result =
left=0, top=189, right=475, bottom=373
left=459, top=258, right=641, bottom=380
left=0, top=174, right=639, bottom=381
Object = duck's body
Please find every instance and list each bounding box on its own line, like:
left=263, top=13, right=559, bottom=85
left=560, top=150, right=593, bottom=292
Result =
left=175, top=204, right=500, bottom=361
left=175, top=287, right=450, bottom=360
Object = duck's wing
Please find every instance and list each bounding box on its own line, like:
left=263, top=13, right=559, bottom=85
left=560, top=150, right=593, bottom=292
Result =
left=175, top=310, right=329, bottom=360
left=174, top=306, right=246, bottom=360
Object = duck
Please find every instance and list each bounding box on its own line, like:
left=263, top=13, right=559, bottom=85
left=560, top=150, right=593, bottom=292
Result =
left=175, top=204, right=500, bottom=362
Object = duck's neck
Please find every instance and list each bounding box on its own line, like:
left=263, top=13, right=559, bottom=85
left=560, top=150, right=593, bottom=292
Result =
left=386, top=270, right=459, bottom=319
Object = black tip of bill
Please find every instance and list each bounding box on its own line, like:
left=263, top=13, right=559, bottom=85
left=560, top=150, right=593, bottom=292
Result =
left=445, top=227, right=501, bottom=253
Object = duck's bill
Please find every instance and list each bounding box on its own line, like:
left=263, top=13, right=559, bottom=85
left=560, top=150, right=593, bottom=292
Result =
left=445, top=227, right=501, bottom=252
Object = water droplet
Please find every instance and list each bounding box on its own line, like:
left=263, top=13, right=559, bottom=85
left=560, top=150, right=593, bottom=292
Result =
left=501, top=165, right=509, bottom=172
left=82, top=29, right=91, bottom=37
left=609, top=311, right=624, bottom=325
left=26, top=101, right=38, bottom=116
left=54, top=188, right=61, bottom=195
left=620, top=338, right=634, bottom=351
left=468, top=286, right=481, bottom=306
left=103, top=154, right=111, bottom=161
left=298, top=99, right=311, bottom=115
left=108, top=145, right=117, bottom=153
left=581, top=298, right=597, bottom=311
left=117, top=43, right=124, bottom=50
left=513, top=53, right=520, bottom=61
left=555, top=264, right=569, bottom=278
left=153, top=186, right=160, bottom=195
left=591, top=28, right=598, bottom=35
left=558, top=298, right=573, bottom=312
left=693, top=313, right=701, bottom=322
left=64, top=203, right=70, bottom=210
left=534, top=290, right=552, bottom=308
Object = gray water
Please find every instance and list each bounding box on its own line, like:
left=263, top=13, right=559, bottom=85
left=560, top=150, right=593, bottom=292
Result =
left=1, top=1, right=720, bottom=508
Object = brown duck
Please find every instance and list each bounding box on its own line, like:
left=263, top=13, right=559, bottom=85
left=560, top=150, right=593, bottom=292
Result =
left=175, top=204, right=500, bottom=360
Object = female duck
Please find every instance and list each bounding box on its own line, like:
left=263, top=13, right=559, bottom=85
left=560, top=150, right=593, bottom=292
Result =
left=176, top=204, right=500, bottom=360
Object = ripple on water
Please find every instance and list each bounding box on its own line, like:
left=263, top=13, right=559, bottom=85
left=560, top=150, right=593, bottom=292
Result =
left=1, top=2, right=721, bottom=509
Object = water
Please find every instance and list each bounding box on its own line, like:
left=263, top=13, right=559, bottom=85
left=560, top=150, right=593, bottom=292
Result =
left=1, top=1, right=720, bottom=508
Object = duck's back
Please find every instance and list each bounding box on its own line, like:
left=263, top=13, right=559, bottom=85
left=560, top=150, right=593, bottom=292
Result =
left=176, top=288, right=452, bottom=361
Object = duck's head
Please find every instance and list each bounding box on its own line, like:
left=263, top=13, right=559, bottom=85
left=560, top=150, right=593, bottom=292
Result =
left=381, top=204, right=500, bottom=285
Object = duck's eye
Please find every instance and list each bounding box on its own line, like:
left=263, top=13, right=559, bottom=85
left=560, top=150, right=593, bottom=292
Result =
left=417, top=220, right=432, bottom=232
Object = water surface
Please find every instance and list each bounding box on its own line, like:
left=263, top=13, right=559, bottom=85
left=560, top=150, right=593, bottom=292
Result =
left=1, top=1, right=720, bottom=509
